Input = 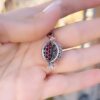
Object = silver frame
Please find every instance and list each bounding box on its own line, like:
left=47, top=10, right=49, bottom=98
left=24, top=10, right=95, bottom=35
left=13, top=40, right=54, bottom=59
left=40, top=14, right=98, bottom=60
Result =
left=42, top=38, right=62, bottom=69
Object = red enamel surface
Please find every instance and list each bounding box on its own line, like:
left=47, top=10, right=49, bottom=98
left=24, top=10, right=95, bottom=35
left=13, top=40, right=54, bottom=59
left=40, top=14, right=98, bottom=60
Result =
left=44, top=42, right=52, bottom=60
left=44, top=41, right=59, bottom=61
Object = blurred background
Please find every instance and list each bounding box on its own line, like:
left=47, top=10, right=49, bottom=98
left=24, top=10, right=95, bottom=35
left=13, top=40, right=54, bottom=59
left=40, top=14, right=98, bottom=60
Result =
left=0, top=0, right=100, bottom=100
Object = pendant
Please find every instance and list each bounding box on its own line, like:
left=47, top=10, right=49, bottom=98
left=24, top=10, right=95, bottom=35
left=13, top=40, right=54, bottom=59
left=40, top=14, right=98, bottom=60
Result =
left=42, top=37, right=62, bottom=69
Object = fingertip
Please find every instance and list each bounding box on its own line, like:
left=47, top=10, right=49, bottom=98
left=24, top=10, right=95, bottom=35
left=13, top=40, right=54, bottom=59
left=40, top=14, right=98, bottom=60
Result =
left=34, top=1, right=62, bottom=35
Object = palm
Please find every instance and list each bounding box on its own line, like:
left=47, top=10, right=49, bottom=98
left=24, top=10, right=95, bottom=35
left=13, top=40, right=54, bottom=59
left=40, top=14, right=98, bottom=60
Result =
left=1, top=1, right=100, bottom=100
left=0, top=8, right=50, bottom=99
left=0, top=39, right=49, bottom=100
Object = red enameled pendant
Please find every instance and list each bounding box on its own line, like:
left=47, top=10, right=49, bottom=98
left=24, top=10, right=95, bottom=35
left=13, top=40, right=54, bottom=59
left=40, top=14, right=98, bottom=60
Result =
left=42, top=38, right=62, bottom=69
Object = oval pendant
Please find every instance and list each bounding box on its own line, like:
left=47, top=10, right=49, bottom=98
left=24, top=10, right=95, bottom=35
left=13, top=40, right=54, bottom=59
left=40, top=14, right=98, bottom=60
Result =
left=42, top=38, right=62, bottom=69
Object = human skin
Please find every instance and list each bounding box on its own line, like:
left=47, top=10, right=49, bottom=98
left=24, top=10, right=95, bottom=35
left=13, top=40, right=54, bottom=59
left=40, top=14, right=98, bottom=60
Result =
left=0, top=0, right=100, bottom=100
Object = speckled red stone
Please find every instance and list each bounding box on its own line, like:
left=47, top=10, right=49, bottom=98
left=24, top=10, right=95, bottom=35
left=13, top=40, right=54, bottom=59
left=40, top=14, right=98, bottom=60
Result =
left=43, top=41, right=58, bottom=62
left=42, top=37, right=62, bottom=68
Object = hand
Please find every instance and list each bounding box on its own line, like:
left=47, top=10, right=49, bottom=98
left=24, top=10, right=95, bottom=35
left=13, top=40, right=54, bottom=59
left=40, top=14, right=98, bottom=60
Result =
left=0, top=0, right=100, bottom=100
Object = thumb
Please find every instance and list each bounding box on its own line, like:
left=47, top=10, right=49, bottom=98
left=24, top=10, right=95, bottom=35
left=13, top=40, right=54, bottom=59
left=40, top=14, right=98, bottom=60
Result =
left=35, top=1, right=62, bottom=38
left=0, top=1, right=62, bottom=42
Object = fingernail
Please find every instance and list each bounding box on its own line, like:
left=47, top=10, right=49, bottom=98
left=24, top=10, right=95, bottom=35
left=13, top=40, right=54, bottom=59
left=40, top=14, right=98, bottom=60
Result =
left=43, top=1, right=61, bottom=13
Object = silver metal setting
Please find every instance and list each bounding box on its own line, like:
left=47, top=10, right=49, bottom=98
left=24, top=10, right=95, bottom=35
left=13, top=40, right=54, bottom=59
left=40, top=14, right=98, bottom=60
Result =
left=42, top=36, right=62, bottom=69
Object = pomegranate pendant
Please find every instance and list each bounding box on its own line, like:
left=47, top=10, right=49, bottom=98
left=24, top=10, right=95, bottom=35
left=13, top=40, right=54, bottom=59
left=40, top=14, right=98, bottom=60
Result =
left=42, top=37, right=62, bottom=69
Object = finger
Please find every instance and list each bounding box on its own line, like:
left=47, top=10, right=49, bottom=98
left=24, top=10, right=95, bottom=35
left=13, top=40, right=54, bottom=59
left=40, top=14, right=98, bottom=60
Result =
left=43, top=69, right=100, bottom=99
left=53, top=44, right=100, bottom=73
left=6, top=0, right=100, bottom=19
left=53, top=18, right=100, bottom=48
left=1, top=0, right=100, bottom=42
left=59, top=0, right=100, bottom=17
left=0, top=1, right=61, bottom=42
left=5, top=2, right=51, bottom=19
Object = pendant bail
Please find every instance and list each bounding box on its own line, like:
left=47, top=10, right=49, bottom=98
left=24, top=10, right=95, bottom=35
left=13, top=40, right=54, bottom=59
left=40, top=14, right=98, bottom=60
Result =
left=42, top=32, right=62, bottom=69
